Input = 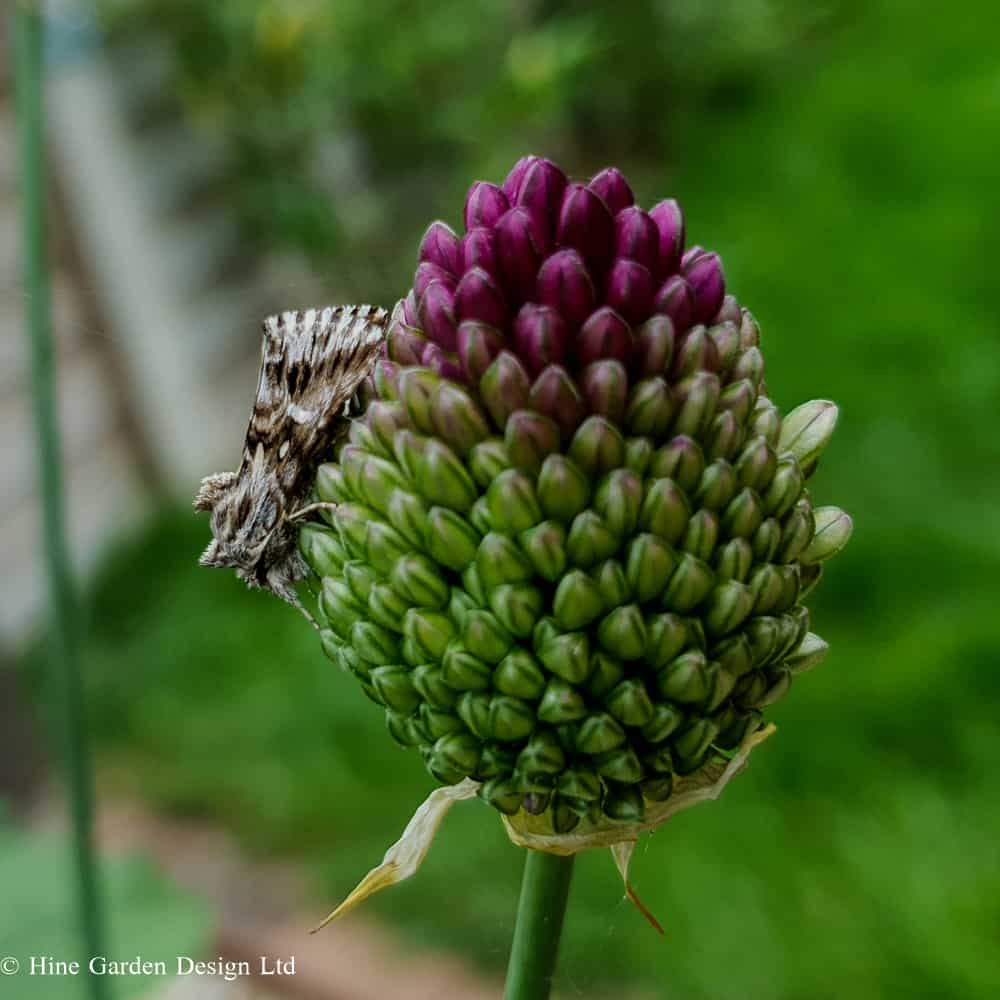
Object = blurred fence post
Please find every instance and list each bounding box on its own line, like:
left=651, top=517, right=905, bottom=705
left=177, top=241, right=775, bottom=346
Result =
left=13, top=4, right=109, bottom=996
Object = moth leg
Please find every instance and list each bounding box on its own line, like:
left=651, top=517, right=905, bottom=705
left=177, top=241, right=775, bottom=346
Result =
left=265, top=574, right=321, bottom=630
left=287, top=501, right=339, bottom=523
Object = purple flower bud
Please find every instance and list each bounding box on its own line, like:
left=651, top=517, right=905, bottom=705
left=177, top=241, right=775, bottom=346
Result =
left=681, top=244, right=706, bottom=269
left=634, top=314, right=676, bottom=377
left=514, top=158, right=567, bottom=247
left=613, top=207, right=659, bottom=272
left=457, top=320, right=505, bottom=384
left=557, top=183, right=615, bottom=270
left=501, top=155, right=540, bottom=200
left=496, top=207, right=544, bottom=304
left=649, top=199, right=685, bottom=276
left=683, top=251, right=725, bottom=324
left=387, top=322, right=428, bottom=366
left=418, top=220, right=461, bottom=275
left=576, top=306, right=634, bottom=369
left=588, top=167, right=634, bottom=215
left=414, top=261, right=456, bottom=301
left=653, top=274, right=694, bottom=331
left=512, top=303, right=569, bottom=376
left=421, top=341, right=465, bottom=384
left=401, top=289, right=420, bottom=326
left=536, top=249, right=596, bottom=330
left=604, top=258, right=655, bottom=326
left=580, top=360, right=628, bottom=423
left=709, top=320, right=741, bottom=373
left=479, top=351, right=531, bottom=429
left=464, top=181, right=510, bottom=231
left=462, top=226, right=499, bottom=277
left=529, top=365, right=586, bottom=439
left=455, top=266, right=509, bottom=330
left=418, top=279, right=458, bottom=351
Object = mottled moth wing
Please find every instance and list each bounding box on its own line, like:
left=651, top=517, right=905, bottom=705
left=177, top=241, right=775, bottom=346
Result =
left=244, top=304, right=389, bottom=497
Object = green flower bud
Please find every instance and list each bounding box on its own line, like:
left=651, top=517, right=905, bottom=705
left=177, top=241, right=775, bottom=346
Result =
left=342, top=560, right=377, bottom=604
left=624, top=533, right=678, bottom=604
left=518, top=520, right=568, bottom=582
left=747, top=563, right=785, bottom=615
left=657, top=650, right=712, bottom=704
left=538, top=632, right=592, bottom=684
left=367, top=582, right=411, bottom=633
left=785, top=632, right=829, bottom=675
left=479, top=777, right=524, bottom=814
left=300, top=524, right=347, bottom=577
left=419, top=439, right=478, bottom=512
left=404, top=608, right=455, bottom=661
left=799, top=562, right=823, bottom=600
left=597, top=604, right=647, bottom=660
left=762, top=456, right=804, bottom=519
left=494, top=648, right=547, bottom=700
left=662, top=553, right=715, bottom=613
left=717, top=378, right=756, bottom=426
left=681, top=509, right=719, bottom=561
left=358, top=454, right=410, bottom=512
left=468, top=438, right=511, bottom=488
left=505, top=409, right=561, bottom=475
left=593, top=469, right=643, bottom=537
left=486, top=468, right=543, bottom=533
left=778, top=400, right=838, bottom=473
left=593, top=748, right=645, bottom=786
left=370, top=666, right=421, bottom=714
left=749, top=398, right=781, bottom=445
left=644, top=612, right=688, bottom=669
left=456, top=691, right=493, bottom=738
left=334, top=502, right=375, bottom=559
left=476, top=532, right=533, bottom=590
left=577, top=712, right=627, bottom=754
left=592, top=559, right=631, bottom=608
left=461, top=561, right=487, bottom=606
left=411, top=664, right=459, bottom=710
left=625, top=377, right=674, bottom=437
left=758, top=667, right=792, bottom=707
left=480, top=352, right=531, bottom=429
left=703, top=580, right=755, bottom=637
left=605, top=678, right=656, bottom=727
left=462, top=608, right=514, bottom=663
left=385, top=489, right=429, bottom=548
left=566, top=510, right=619, bottom=568
left=672, top=372, right=721, bottom=437
left=391, top=553, right=450, bottom=608
left=642, top=745, right=675, bottom=774
left=641, top=703, right=685, bottom=744
left=315, top=462, right=351, bottom=504
left=386, top=711, right=426, bottom=748
left=538, top=678, right=587, bottom=723
left=735, top=436, right=777, bottom=492
left=776, top=500, right=813, bottom=563
left=641, top=775, right=675, bottom=802
left=731, top=346, right=764, bottom=391
left=441, top=642, right=493, bottom=692
left=364, top=521, right=410, bottom=575
left=648, top=435, right=704, bottom=494
left=672, top=715, right=719, bottom=771
left=320, top=578, right=366, bottom=639
left=557, top=766, right=603, bottom=805
left=624, top=436, right=654, bottom=476
left=490, top=695, right=536, bottom=741
left=398, top=368, right=441, bottom=434
left=705, top=410, right=744, bottom=463
left=419, top=704, right=465, bottom=740
left=489, top=583, right=543, bottom=638
left=350, top=621, right=401, bottom=666
left=553, top=569, right=606, bottom=630
left=431, top=382, right=491, bottom=456
left=801, top=506, right=853, bottom=564
left=752, top=517, right=782, bottom=562
left=602, top=783, right=645, bottom=821
left=745, top=616, right=782, bottom=667
left=567, top=415, right=626, bottom=479
left=694, top=459, right=738, bottom=512
left=639, top=478, right=691, bottom=545
left=536, top=453, right=590, bottom=523
left=714, top=538, right=753, bottom=582
left=476, top=742, right=518, bottom=780
left=365, top=400, right=408, bottom=456
left=423, top=507, right=480, bottom=572
left=722, top=487, right=764, bottom=539
left=584, top=651, right=626, bottom=700
left=468, top=496, right=493, bottom=535
left=428, top=731, right=481, bottom=784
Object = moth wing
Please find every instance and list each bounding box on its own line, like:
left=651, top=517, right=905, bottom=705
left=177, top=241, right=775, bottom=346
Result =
left=243, top=304, right=389, bottom=473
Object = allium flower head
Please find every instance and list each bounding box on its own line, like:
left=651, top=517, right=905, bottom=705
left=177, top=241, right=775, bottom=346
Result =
left=300, top=156, right=851, bottom=836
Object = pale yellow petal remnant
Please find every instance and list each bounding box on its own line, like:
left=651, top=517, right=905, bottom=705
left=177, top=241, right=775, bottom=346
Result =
left=311, top=777, right=480, bottom=932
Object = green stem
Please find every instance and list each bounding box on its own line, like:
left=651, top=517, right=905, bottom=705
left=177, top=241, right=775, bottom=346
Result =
left=504, top=850, right=575, bottom=1000
left=13, top=7, right=109, bottom=998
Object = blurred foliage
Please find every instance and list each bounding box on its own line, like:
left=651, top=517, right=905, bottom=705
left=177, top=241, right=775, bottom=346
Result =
left=22, top=0, right=1000, bottom=996
left=96, top=0, right=841, bottom=300
left=0, top=820, right=208, bottom=999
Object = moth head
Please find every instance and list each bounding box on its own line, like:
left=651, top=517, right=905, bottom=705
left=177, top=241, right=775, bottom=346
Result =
left=193, top=472, right=238, bottom=512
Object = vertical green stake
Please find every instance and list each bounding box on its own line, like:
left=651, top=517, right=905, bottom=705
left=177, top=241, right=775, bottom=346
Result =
left=504, top=850, right=575, bottom=1000
left=13, top=6, right=109, bottom=998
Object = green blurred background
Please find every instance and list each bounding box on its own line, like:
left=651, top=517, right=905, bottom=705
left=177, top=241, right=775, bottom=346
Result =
left=9, top=0, right=1000, bottom=997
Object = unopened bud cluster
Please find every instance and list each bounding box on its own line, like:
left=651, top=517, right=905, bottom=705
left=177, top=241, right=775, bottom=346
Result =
left=301, top=157, right=851, bottom=833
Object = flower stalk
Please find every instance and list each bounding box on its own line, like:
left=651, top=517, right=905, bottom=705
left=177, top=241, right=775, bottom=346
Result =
left=504, top=850, right=575, bottom=1000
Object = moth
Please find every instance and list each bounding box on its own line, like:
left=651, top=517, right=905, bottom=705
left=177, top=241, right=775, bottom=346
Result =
left=194, top=303, right=390, bottom=624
